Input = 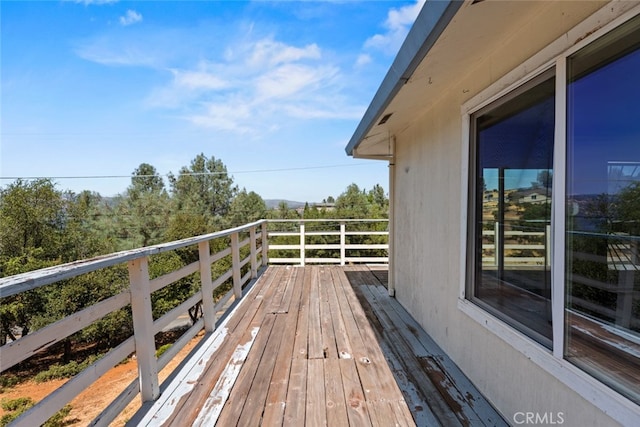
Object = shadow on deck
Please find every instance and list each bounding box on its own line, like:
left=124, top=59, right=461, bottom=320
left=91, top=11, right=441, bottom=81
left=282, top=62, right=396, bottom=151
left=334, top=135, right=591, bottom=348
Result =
left=129, top=265, right=506, bottom=426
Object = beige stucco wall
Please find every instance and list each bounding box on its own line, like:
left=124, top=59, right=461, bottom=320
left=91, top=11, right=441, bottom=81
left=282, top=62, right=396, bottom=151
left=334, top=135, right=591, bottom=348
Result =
left=390, top=2, right=637, bottom=426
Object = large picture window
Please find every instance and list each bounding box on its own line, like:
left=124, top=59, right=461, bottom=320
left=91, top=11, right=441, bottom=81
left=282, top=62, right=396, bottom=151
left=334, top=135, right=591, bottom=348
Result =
left=467, top=13, right=640, bottom=405
left=565, top=16, right=640, bottom=404
left=469, top=71, right=555, bottom=348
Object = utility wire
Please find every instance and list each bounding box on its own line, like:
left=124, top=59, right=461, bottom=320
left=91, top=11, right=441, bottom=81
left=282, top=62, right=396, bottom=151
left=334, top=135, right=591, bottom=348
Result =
left=0, top=163, right=376, bottom=181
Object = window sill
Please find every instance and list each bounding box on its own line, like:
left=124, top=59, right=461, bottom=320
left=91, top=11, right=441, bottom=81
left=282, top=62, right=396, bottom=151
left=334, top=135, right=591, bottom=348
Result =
left=457, top=298, right=640, bottom=425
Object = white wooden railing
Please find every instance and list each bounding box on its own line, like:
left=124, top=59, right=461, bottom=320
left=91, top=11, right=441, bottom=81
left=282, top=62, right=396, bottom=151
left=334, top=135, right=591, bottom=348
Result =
left=482, top=222, right=552, bottom=268
left=267, top=219, right=389, bottom=265
left=0, top=219, right=388, bottom=426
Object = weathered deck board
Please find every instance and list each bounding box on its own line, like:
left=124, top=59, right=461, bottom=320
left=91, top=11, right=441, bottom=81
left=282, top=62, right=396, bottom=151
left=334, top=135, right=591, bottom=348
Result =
left=131, top=265, right=506, bottom=426
left=346, top=265, right=509, bottom=427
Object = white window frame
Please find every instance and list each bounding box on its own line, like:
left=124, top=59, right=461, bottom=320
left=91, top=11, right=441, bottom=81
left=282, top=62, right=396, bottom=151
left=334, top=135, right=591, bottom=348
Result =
left=458, top=3, right=640, bottom=425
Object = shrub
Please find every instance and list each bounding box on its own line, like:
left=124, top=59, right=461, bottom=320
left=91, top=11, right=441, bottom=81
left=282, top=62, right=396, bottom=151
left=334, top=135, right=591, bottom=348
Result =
left=156, top=343, right=172, bottom=358
left=34, top=354, right=103, bottom=383
left=0, top=398, right=71, bottom=427
left=1, top=397, right=34, bottom=412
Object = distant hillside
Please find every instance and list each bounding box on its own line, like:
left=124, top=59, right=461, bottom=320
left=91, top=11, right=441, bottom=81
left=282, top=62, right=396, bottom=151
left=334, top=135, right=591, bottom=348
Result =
left=264, top=199, right=307, bottom=209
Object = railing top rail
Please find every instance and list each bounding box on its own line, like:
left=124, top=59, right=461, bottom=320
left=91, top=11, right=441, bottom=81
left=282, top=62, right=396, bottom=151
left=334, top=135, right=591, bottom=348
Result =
left=267, top=218, right=388, bottom=224
left=0, top=219, right=267, bottom=298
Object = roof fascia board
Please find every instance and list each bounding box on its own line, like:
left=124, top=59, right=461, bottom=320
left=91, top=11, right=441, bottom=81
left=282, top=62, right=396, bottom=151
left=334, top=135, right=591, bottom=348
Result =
left=345, top=0, right=464, bottom=156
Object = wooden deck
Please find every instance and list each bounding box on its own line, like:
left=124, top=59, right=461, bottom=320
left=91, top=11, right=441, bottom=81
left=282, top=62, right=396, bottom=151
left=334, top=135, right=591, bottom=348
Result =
left=129, top=265, right=506, bottom=426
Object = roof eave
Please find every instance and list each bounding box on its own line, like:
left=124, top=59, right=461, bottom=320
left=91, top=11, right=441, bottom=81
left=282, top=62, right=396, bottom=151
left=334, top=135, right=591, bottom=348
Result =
left=345, top=0, right=464, bottom=157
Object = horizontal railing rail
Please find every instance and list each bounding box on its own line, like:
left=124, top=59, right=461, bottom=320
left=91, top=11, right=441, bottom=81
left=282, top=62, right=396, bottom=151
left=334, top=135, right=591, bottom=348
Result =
left=266, top=218, right=389, bottom=265
left=0, top=218, right=388, bottom=426
left=0, top=220, right=269, bottom=427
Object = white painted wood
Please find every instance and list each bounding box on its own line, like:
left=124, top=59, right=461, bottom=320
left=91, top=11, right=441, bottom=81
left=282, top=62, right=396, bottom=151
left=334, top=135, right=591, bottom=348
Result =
left=153, top=292, right=201, bottom=334
left=212, top=269, right=233, bottom=291
left=89, top=379, right=138, bottom=427
left=344, top=257, right=388, bottom=263
left=241, top=270, right=252, bottom=288
left=199, top=241, right=216, bottom=332
left=193, top=326, right=260, bottom=427
left=11, top=338, right=135, bottom=427
left=250, top=226, right=258, bottom=278
left=240, top=254, right=251, bottom=269
left=299, top=222, right=306, bottom=266
left=157, top=318, right=205, bottom=371
left=231, top=232, right=242, bottom=298
left=128, top=257, right=160, bottom=402
left=137, top=328, right=230, bottom=426
left=214, top=289, right=235, bottom=314
left=0, top=220, right=268, bottom=298
left=340, top=222, right=346, bottom=266
left=137, top=269, right=262, bottom=426
left=261, top=221, right=269, bottom=266
left=345, top=231, right=388, bottom=236
left=552, top=54, right=567, bottom=360
left=149, top=261, right=199, bottom=293
left=268, top=244, right=302, bottom=250
left=210, top=246, right=232, bottom=263
left=1, top=290, right=129, bottom=371
left=459, top=299, right=640, bottom=425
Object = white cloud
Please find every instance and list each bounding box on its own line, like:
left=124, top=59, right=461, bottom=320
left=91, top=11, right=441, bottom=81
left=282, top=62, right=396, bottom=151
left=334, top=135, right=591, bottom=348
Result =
left=146, top=35, right=358, bottom=134
left=120, top=10, right=143, bottom=26
left=355, top=53, right=372, bottom=68
left=172, top=69, right=228, bottom=90
left=364, top=0, right=424, bottom=55
left=77, top=24, right=365, bottom=135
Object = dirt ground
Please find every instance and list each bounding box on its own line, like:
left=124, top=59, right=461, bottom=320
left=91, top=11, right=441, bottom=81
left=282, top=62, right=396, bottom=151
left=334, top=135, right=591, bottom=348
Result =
left=0, top=331, right=204, bottom=426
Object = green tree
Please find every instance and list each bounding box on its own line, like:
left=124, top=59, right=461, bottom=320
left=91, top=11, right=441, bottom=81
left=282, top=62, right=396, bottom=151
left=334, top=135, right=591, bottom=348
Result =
left=0, top=179, right=65, bottom=265
left=227, top=189, right=267, bottom=227
left=168, top=153, right=237, bottom=227
left=116, top=164, right=171, bottom=248
left=61, top=190, right=116, bottom=260
left=335, top=183, right=370, bottom=218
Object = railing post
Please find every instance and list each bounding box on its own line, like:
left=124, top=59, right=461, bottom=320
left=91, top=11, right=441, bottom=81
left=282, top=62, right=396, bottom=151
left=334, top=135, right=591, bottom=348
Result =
left=546, top=224, right=552, bottom=268
left=231, top=232, right=242, bottom=298
left=198, top=241, right=216, bottom=332
left=128, top=257, right=160, bottom=403
left=250, top=226, right=258, bottom=279
left=299, top=222, right=306, bottom=266
left=340, top=222, right=346, bottom=266
left=261, top=221, right=269, bottom=267
left=495, top=221, right=500, bottom=267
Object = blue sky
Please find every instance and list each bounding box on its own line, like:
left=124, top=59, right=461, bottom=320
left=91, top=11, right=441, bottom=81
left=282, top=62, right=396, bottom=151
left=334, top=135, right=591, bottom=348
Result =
left=1, top=0, right=422, bottom=202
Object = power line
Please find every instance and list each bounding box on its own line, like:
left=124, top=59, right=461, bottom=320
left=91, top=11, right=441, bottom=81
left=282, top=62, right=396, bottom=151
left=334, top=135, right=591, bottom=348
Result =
left=0, top=163, right=377, bottom=181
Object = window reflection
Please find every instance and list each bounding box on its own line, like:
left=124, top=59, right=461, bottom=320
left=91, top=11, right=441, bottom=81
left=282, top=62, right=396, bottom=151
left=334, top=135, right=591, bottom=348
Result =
left=472, top=72, right=555, bottom=347
left=566, top=16, right=640, bottom=404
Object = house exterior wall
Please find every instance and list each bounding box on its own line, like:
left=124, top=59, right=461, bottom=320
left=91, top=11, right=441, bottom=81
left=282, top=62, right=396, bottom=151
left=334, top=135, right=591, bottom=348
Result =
left=391, top=2, right=637, bottom=425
